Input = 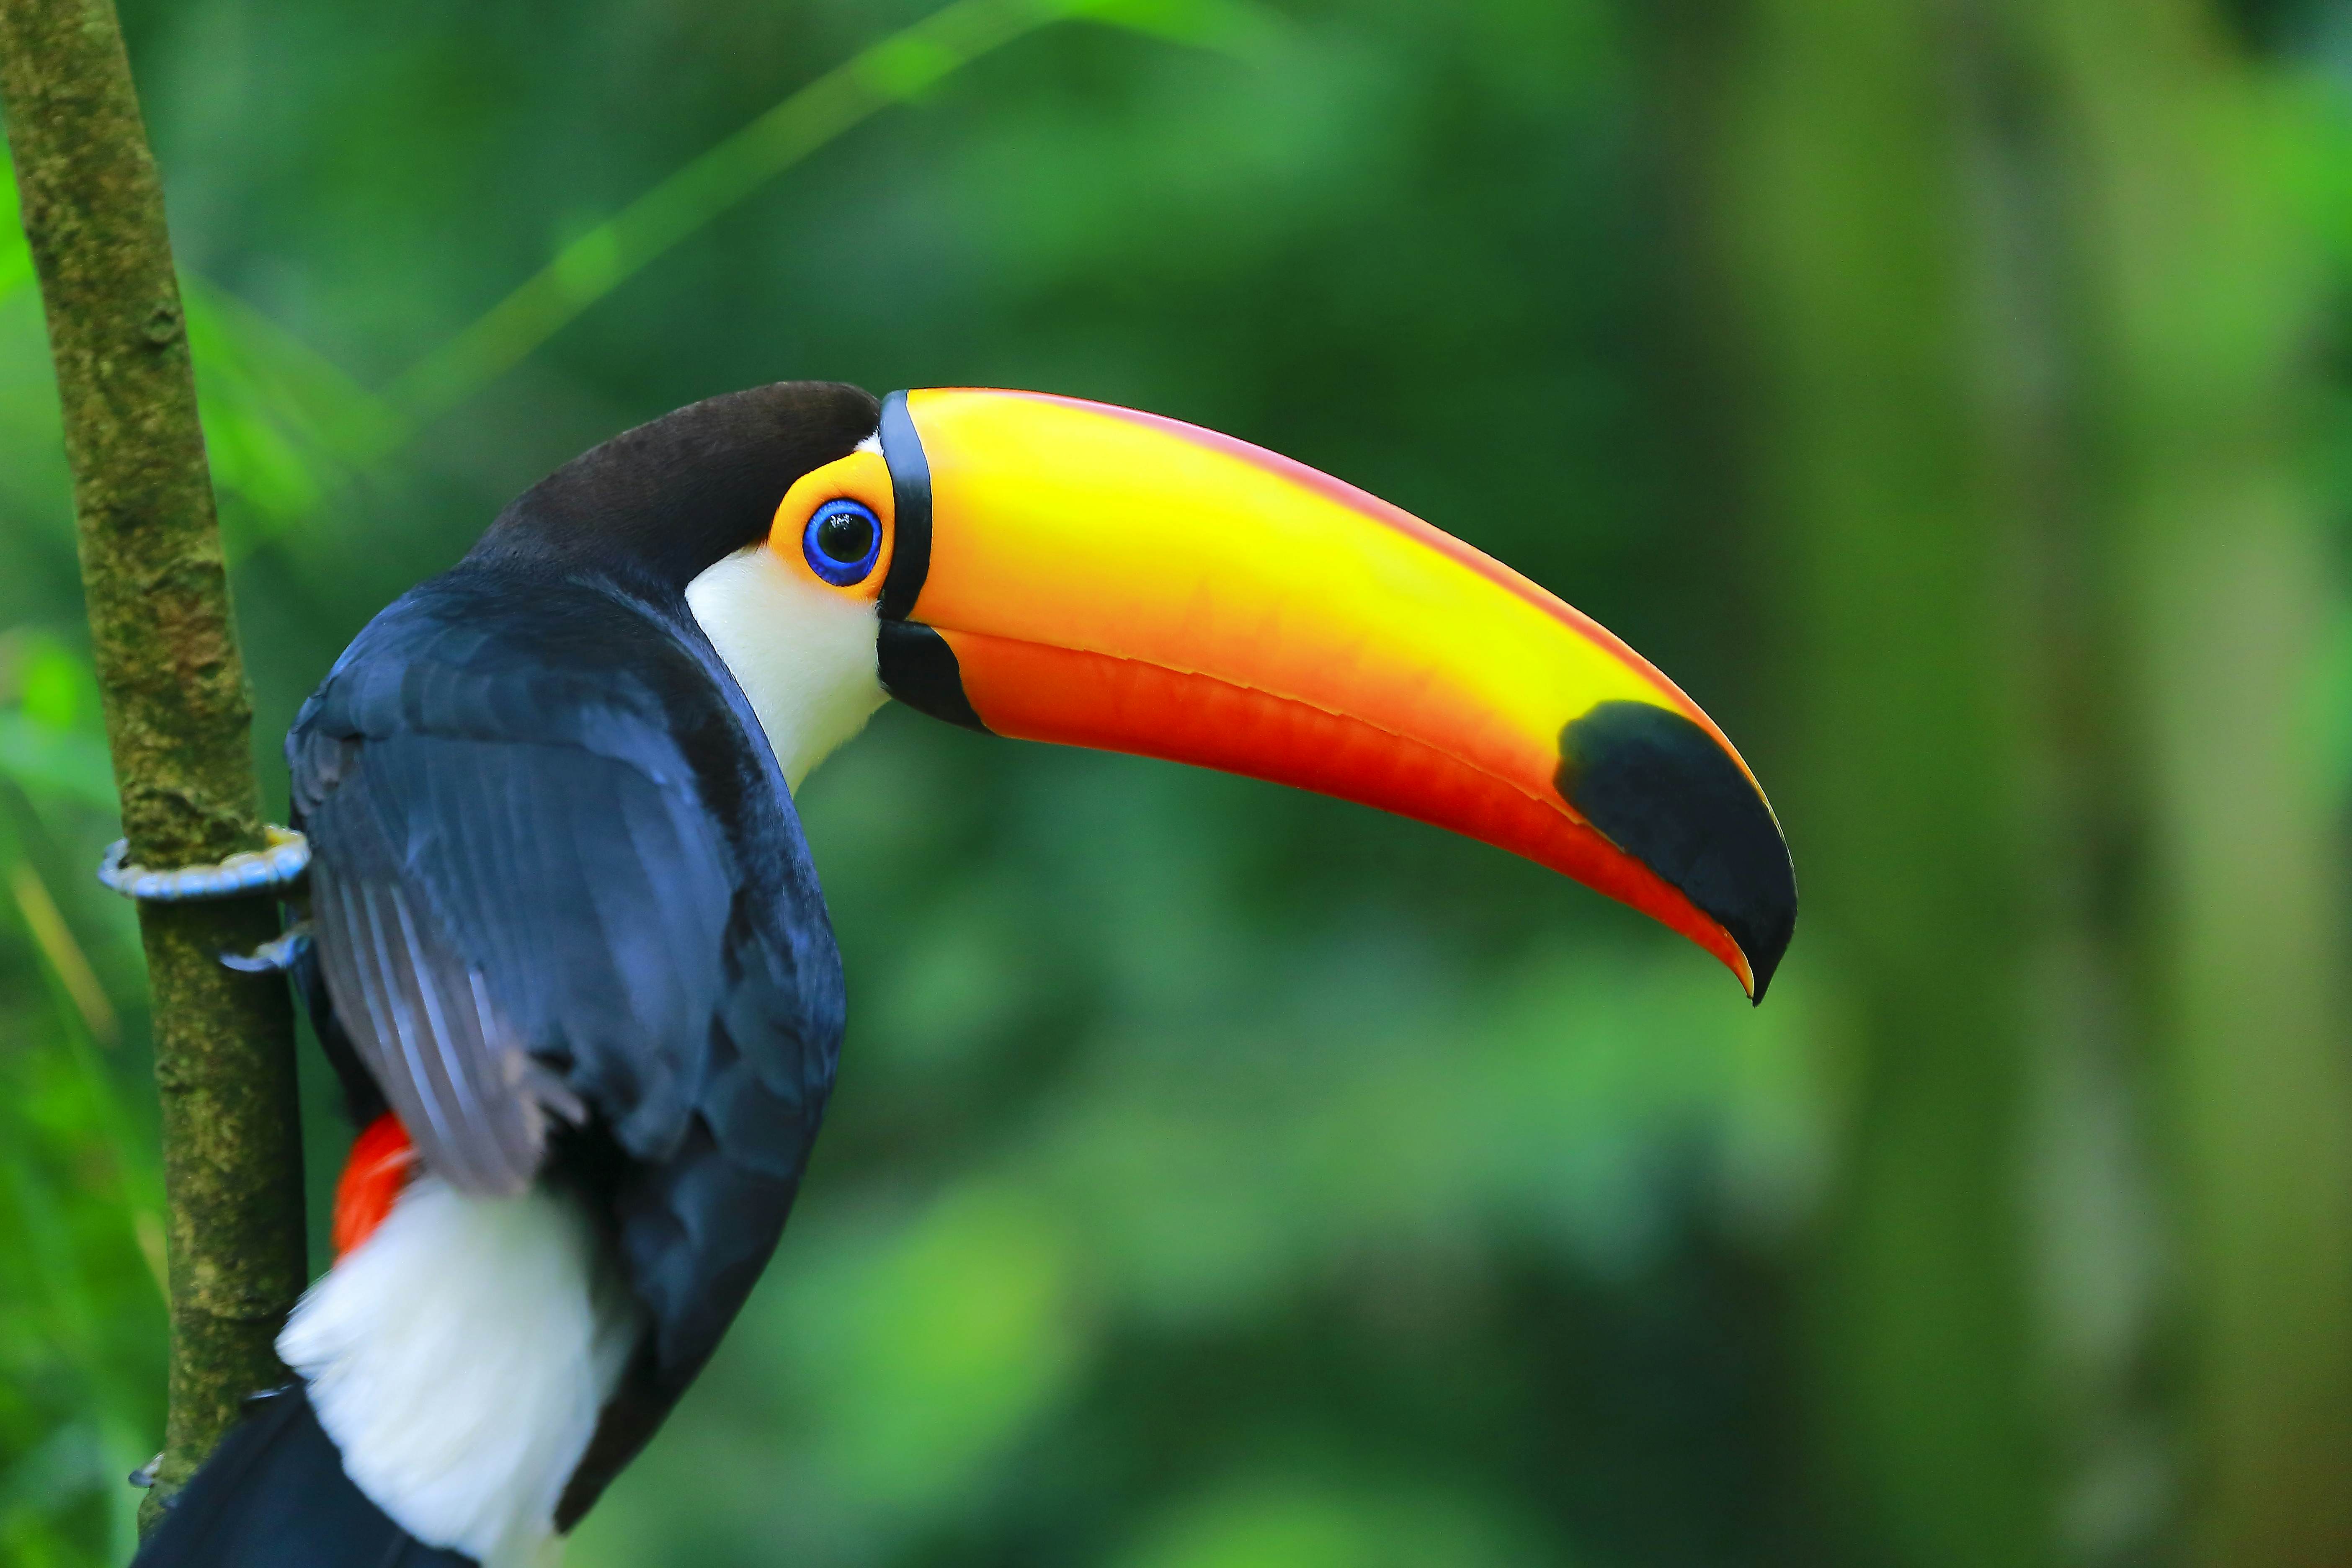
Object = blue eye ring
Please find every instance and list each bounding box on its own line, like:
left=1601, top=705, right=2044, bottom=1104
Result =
left=802, top=498, right=882, bottom=587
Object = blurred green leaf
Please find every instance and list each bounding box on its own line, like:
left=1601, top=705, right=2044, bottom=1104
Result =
left=384, top=0, right=1142, bottom=431
left=13, top=643, right=85, bottom=735
left=0, top=638, right=111, bottom=814
left=184, top=280, right=401, bottom=547
left=0, top=155, right=394, bottom=549
left=1074, top=0, right=1287, bottom=57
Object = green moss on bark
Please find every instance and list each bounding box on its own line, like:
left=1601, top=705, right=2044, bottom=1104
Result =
left=0, top=0, right=305, bottom=1530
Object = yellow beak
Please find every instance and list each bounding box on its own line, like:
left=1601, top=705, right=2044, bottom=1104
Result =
left=870, top=388, right=1795, bottom=999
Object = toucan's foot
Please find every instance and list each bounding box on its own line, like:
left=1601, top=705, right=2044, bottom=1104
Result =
left=97, top=825, right=309, bottom=902
left=222, top=921, right=312, bottom=974
left=128, top=1452, right=161, bottom=1490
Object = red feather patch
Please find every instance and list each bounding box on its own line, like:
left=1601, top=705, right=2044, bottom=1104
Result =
left=333, top=1112, right=415, bottom=1259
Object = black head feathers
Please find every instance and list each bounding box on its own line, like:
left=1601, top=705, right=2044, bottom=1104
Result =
left=472, top=381, right=880, bottom=596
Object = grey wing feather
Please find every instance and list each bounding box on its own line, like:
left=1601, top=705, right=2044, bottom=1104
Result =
left=292, top=689, right=741, bottom=1196
left=307, top=763, right=555, bottom=1196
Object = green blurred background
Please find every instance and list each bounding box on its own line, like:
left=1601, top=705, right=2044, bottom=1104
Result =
left=7, top=0, right=2352, bottom=1563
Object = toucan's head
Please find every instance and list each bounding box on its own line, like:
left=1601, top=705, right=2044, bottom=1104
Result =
left=486, top=381, right=1796, bottom=1001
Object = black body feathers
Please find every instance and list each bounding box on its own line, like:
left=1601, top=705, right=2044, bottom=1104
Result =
left=280, top=382, right=872, bottom=1524
left=133, top=1387, right=477, bottom=1568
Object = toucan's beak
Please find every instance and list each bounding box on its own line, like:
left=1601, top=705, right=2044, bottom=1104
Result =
left=871, top=388, right=1796, bottom=1001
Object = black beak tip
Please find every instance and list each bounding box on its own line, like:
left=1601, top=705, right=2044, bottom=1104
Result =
left=1556, top=701, right=1798, bottom=1005
left=1738, top=867, right=1797, bottom=1006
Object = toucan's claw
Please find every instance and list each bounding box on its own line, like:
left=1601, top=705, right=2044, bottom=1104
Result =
left=98, top=825, right=310, bottom=902
left=221, top=921, right=312, bottom=974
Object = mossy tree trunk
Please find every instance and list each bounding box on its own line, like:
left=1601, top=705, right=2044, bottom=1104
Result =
left=0, top=0, right=306, bottom=1530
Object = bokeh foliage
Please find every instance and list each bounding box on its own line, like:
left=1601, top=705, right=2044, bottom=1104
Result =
left=2, top=0, right=2350, bottom=1563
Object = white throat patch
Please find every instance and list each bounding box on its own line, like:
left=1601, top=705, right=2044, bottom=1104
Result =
left=686, top=544, right=886, bottom=791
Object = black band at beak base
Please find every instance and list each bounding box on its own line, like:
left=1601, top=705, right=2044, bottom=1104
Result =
left=872, top=392, right=985, bottom=731
left=877, top=390, right=932, bottom=624
left=879, top=621, right=987, bottom=732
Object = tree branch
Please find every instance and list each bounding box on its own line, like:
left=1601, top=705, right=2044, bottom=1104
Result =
left=0, top=0, right=305, bottom=1529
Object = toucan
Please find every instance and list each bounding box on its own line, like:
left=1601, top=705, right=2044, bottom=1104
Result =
left=130, top=382, right=1795, bottom=1567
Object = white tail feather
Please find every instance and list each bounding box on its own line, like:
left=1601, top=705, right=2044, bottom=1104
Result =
left=279, top=1175, right=641, bottom=1568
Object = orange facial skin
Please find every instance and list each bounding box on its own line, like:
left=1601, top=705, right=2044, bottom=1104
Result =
left=769, top=448, right=900, bottom=601
left=869, top=389, right=1792, bottom=999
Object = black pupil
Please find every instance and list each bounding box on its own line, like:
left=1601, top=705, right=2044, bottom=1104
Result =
left=817, top=509, right=874, bottom=563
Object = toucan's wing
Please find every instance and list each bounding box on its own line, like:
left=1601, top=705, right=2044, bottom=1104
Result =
left=292, top=568, right=842, bottom=1189
left=296, top=715, right=734, bottom=1193
left=300, top=581, right=714, bottom=1190
left=295, top=728, right=596, bottom=1195
left=289, top=569, right=845, bottom=1415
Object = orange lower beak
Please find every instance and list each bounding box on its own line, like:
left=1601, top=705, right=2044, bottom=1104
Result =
left=871, top=388, right=1796, bottom=1000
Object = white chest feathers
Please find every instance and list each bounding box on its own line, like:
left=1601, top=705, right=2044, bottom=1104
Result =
left=277, top=1176, right=642, bottom=1568
left=686, top=542, right=887, bottom=792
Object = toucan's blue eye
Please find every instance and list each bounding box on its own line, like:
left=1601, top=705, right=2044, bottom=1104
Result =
left=803, top=499, right=881, bottom=587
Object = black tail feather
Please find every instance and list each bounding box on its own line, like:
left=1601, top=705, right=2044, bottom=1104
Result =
left=132, top=1385, right=476, bottom=1568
